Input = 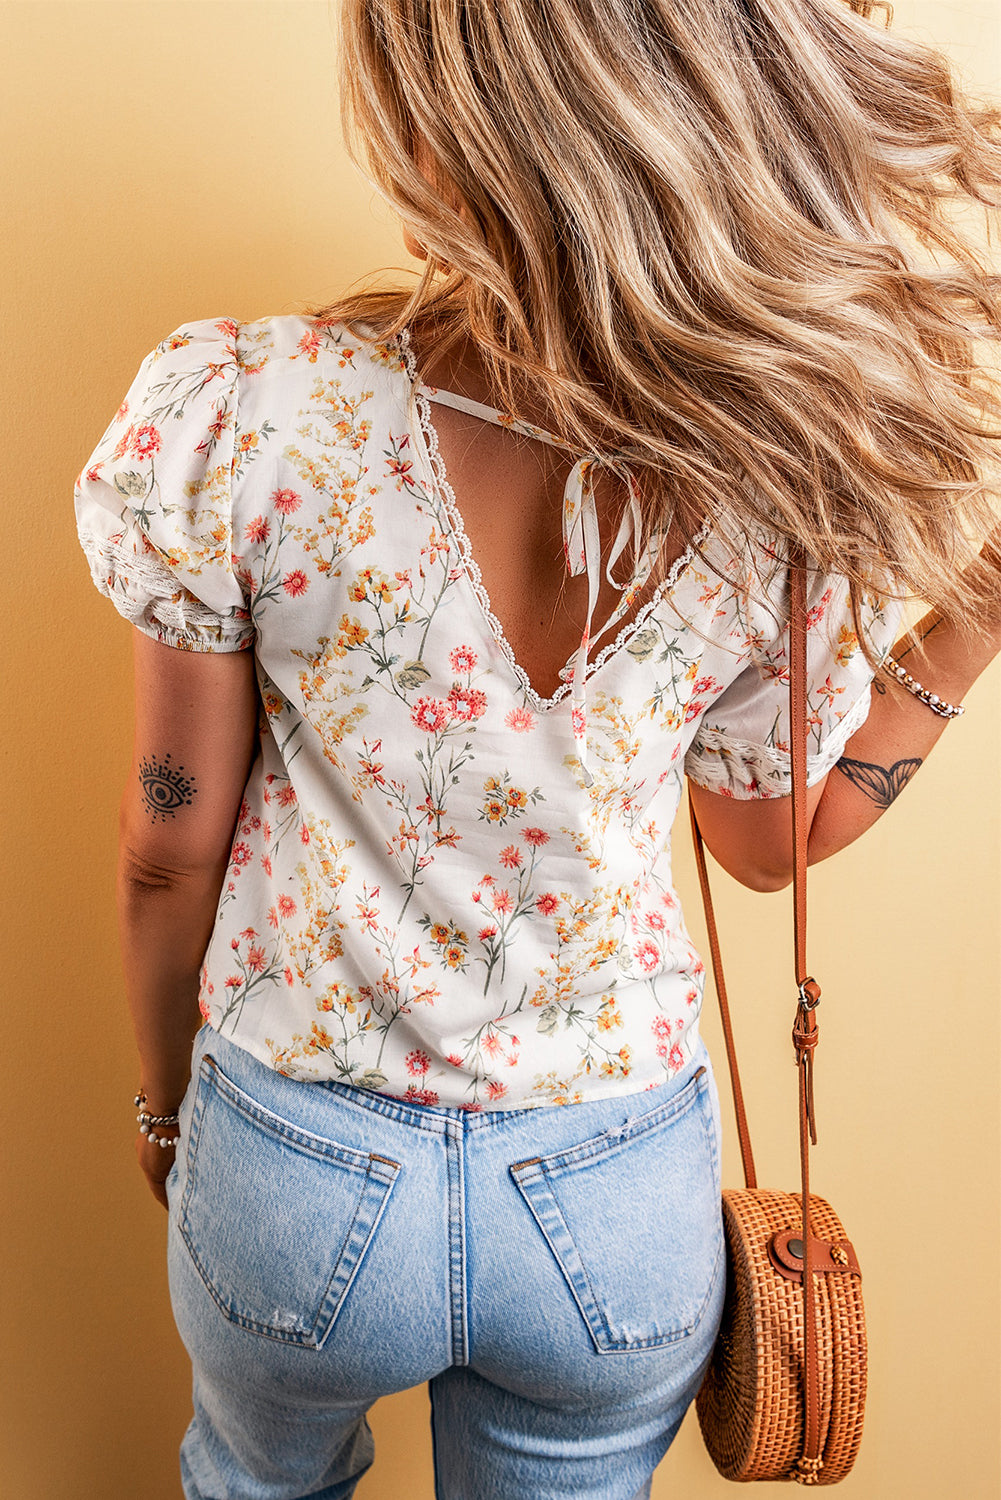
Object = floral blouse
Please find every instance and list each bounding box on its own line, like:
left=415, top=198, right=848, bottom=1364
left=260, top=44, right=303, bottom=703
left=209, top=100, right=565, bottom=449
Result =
left=75, top=316, right=901, bottom=1109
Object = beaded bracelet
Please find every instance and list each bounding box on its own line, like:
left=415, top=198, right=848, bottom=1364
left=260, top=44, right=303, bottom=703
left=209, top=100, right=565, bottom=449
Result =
left=880, top=655, right=965, bottom=719
left=135, top=1090, right=180, bottom=1149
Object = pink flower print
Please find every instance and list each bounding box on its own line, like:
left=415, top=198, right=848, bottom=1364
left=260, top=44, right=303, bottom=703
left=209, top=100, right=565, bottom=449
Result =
left=486, top=1080, right=508, bottom=1101
left=471, top=890, right=481, bottom=903
left=482, top=1031, right=502, bottom=1058
left=84, top=462, right=104, bottom=483
left=224, top=974, right=242, bottom=988
left=405, top=1049, right=431, bottom=1076
left=449, top=645, right=478, bottom=673
left=684, top=699, right=707, bottom=724
left=403, top=1086, right=440, bottom=1105
left=492, top=889, right=513, bottom=915
left=245, top=515, right=271, bottom=544
left=505, top=707, right=536, bottom=732
left=284, top=966, right=295, bottom=987
left=262, top=855, right=273, bottom=876
left=446, top=1054, right=463, bottom=1067
left=646, top=909, right=666, bottom=930
left=267, top=905, right=279, bottom=929
left=692, top=676, right=718, bottom=696
left=112, top=425, right=134, bottom=460
left=806, top=587, right=834, bottom=630
left=239, top=927, right=258, bottom=942
left=668, top=1043, right=684, bottom=1073
left=652, top=1015, right=673, bottom=1041
left=246, top=945, right=267, bottom=973
left=272, top=488, right=302, bottom=515
left=214, top=318, right=239, bottom=341
left=634, top=939, right=661, bottom=973
left=447, top=685, right=487, bottom=721
left=130, top=422, right=161, bottom=460
left=283, top=570, right=309, bottom=597
left=478, top=926, right=498, bottom=941
left=523, top=827, right=549, bottom=847
left=535, top=892, right=559, bottom=916
left=571, top=705, right=587, bottom=737
left=207, top=407, right=228, bottom=442
left=276, top=784, right=298, bottom=807
left=115, top=399, right=129, bottom=423
left=198, top=993, right=212, bottom=1020
left=411, top=697, right=451, bottom=734
left=296, top=328, right=322, bottom=362
left=300, top=824, right=310, bottom=844
left=231, top=842, right=252, bottom=867
left=277, top=894, right=297, bottom=918
left=499, top=845, right=522, bottom=869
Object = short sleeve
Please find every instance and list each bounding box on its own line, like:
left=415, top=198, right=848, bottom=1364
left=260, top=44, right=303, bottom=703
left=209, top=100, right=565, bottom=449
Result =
left=684, top=568, right=904, bottom=799
left=74, top=318, right=254, bottom=652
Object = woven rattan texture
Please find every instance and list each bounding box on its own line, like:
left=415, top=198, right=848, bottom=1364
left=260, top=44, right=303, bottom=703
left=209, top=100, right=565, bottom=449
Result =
left=696, top=1190, right=867, bottom=1485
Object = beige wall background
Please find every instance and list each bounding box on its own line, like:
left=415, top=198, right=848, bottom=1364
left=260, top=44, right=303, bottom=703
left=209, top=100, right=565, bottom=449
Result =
left=3, top=2, right=998, bottom=1496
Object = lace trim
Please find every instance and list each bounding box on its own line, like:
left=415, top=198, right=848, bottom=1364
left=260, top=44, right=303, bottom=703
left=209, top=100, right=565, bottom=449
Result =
left=685, top=687, right=871, bottom=795
left=79, top=529, right=252, bottom=645
left=399, top=327, right=711, bottom=712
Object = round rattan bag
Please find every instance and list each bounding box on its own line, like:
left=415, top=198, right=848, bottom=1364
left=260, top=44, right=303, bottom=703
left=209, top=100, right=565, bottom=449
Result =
left=696, top=1187, right=867, bottom=1485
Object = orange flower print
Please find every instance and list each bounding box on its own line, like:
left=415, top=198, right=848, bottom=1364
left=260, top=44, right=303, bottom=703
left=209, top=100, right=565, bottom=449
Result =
left=523, top=827, right=549, bottom=847
left=446, top=1053, right=463, bottom=1067
left=272, top=487, right=302, bottom=515
left=535, top=892, right=559, bottom=916
left=505, top=707, right=536, bottom=732
left=486, top=1080, right=508, bottom=1101
left=283, top=570, right=309, bottom=597
left=246, top=945, right=267, bottom=973
left=835, top=625, right=858, bottom=666
left=115, top=399, right=129, bottom=423
left=499, top=845, right=522, bottom=869
left=478, top=925, right=498, bottom=941
left=277, top=894, right=297, bottom=918
left=492, top=889, right=513, bottom=914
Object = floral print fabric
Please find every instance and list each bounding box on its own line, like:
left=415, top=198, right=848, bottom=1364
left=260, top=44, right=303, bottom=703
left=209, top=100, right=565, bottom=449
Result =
left=75, top=316, right=902, bottom=1109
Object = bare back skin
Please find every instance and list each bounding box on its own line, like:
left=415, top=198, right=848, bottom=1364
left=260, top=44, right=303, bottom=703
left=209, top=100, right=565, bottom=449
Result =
left=415, top=333, right=691, bottom=701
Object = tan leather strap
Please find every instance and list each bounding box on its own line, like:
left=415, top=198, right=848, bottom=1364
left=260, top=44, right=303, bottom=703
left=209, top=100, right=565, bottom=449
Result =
left=689, top=801, right=757, bottom=1190
left=692, top=558, right=825, bottom=1480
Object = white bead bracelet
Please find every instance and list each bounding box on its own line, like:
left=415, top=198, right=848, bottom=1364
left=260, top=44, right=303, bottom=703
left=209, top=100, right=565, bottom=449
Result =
left=880, top=655, right=965, bottom=719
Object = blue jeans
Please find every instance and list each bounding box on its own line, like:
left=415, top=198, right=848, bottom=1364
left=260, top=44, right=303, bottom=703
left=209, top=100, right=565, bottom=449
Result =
left=166, top=1024, right=725, bottom=1500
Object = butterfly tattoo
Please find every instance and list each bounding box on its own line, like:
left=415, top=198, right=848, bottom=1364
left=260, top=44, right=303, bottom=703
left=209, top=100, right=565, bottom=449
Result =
left=833, top=755, right=922, bottom=810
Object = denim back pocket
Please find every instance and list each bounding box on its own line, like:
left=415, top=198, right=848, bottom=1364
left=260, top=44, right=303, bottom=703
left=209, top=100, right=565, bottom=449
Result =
left=178, top=1055, right=400, bottom=1348
left=509, top=1067, right=722, bottom=1354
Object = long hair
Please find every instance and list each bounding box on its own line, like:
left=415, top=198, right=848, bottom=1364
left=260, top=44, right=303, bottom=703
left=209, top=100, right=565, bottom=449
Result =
left=315, top=0, right=1001, bottom=654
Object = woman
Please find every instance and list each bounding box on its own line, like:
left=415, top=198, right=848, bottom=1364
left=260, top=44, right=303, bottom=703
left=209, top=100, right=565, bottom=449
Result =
left=75, top=0, right=1001, bottom=1496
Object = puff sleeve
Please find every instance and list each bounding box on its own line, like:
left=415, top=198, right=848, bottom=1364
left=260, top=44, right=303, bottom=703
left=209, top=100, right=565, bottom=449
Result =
left=74, top=318, right=254, bottom=652
left=684, top=563, right=904, bottom=800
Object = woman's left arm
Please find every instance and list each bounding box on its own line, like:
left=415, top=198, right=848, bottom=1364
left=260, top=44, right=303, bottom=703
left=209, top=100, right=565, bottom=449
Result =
left=689, top=538, right=1001, bottom=890
left=118, top=633, right=258, bottom=1205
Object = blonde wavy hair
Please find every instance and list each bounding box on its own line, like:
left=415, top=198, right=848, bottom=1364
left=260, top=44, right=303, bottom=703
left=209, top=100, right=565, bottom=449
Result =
left=314, top=0, right=1001, bottom=651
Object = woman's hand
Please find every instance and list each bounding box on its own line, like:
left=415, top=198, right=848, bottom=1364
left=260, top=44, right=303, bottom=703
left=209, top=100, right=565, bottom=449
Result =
left=135, top=1132, right=180, bottom=1210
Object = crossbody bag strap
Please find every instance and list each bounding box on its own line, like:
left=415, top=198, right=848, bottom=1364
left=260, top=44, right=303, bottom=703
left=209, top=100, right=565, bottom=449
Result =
left=690, top=557, right=825, bottom=1482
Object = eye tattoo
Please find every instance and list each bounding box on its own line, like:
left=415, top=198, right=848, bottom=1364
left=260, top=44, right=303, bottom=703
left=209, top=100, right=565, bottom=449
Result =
left=834, top=754, right=922, bottom=810
left=138, top=753, right=198, bottom=822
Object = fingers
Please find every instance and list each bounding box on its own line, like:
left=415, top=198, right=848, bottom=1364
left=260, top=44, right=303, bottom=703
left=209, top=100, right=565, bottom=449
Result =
left=135, top=1133, right=177, bottom=1211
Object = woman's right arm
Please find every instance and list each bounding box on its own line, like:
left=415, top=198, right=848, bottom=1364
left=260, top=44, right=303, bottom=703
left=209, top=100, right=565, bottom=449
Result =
left=689, top=538, right=1001, bottom=892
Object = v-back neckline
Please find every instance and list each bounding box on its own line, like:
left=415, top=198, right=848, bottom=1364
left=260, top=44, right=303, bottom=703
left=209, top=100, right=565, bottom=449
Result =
left=398, top=327, right=708, bottom=714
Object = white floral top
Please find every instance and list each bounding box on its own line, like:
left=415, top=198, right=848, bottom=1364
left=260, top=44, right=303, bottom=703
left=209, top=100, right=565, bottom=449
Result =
left=75, top=315, right=901, bottom=1109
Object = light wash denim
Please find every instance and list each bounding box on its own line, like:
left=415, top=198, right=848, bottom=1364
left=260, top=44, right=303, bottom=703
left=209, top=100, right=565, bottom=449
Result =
left=166, top=1024, right=726, bottom=1500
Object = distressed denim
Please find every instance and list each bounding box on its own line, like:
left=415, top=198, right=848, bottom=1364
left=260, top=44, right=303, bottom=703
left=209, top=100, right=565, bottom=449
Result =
left=166, top=1024, right=725, bottom=1499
